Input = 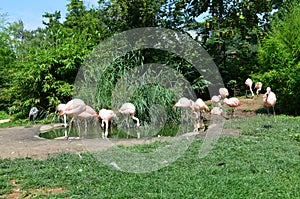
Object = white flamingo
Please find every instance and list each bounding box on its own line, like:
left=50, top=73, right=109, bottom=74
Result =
left=245, top=78, right=254, bottom=97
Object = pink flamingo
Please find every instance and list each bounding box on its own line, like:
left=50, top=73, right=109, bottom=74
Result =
left=118, top=103, right=140, bottom=128
left=218, top=87, right=229, bottom=109
left=263, top=87, right=276, bottom=117
left=173, top=97, right=194, bottom=109
left=173, top=97, right=194, bottom=125
left=245, top=78, right=254, bottom=97
left=255, top=82, right=263, bottom=96
left=191, top=98, right=210, bottom=131
left=211, top=95, right=223, bottom=116
left=57, top=103, right=67, bottom=127
left=57, top=99, right=86, bottom=127
left=224, top=97, right=241, bottom=118
left=211, top=95, right=221, bottom=107
left=210, top=107, right=223, bottom=116
left=58, top=99, right=86, bottom=138
left=77, top=105, right=98, bottom=130
left=99, top=109, right=116, bottom=138
left=219, top=88, right=229, bottom=99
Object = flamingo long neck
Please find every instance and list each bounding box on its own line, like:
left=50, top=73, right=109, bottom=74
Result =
left=132, top=115, right=140, bottom=127
left=266, top=92, right=270, bottom=100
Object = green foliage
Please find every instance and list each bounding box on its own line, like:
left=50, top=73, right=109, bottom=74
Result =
left=1, top=0, right=299, bottom=119
left=104, top=0, right=165, bottom=31
left=162, top=0, right=285, bottom=95
left=1, top=1, right=111, bottom=118
left=253, top=1, right=300, bottom=115
left=0, top=111, right=8, bottom=120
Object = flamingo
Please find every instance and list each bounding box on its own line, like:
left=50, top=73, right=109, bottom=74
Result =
left=99, top=109, right=116, bottom=138
left=218, top=87, right=229, bottom=109
left=245, top=78, right=254, bottom=97
left=224, top=97, right=241, bottom=118
left=29, top=107, right=39, bottom=122
left=173, top=97, right=194, bottom=125
left=210, top=106, right=223, bottom=116
left=219, top=88, right=229, bottom=99
left=77, top=105, right=98, bottom=131
left=173, top=97, right=194, bottom=109
left=211, top=95, right=221, bottom=107
left=255, top=82, right=263, bottom=96
left=118, top=103, right=140, bottom=128
left=58, top=99, right=86, bottom=138
left=57, top=104, right=67, bottom=127
left=191, top=98, right=210, bottom=131
left=263, top=87, right=276, bottom=117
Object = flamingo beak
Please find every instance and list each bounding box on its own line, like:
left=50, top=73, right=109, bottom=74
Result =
left=59, top=110, right=64, bottom=116
left=173, top=105, right=177, bottom=110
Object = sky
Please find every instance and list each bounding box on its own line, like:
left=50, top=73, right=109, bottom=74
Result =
left=0, top=0, right=98, bottom=30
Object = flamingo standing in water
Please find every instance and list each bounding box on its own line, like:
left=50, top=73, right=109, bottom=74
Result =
left=224, top=97, right=241, bottom=118
left=263, top=87, right=276, bottom=117
left=245, top=78, right=254, bottom=98
left=118, top=103, right=140, bottom=128
left=57, top=104, right=67, bottom=127
left=191, top=98, right=210, bottom=131
left=58, top=99, right=86, bottom=138
left=99, top=109, right=116, bottom=138
left=77, top=105, right=98, bottom=131
left=255, top=82, right=263, bottom=96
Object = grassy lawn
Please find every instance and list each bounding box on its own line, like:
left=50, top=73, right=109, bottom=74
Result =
left=1, top=115, right=300, bottom=198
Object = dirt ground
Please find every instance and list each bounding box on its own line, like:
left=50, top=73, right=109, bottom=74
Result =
left=0, top=96, right=264, bottom=160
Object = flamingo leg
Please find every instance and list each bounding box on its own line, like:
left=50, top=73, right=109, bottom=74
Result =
left=84, top=120, right=88, bottom=136
left=126, top=115, right=129, bottom=128
left=105, top=120, right=109, bottom=138
left=250, top=87, right=254, bottom=97
left=77, top=119, right=81, bottom=136
left=273, top=106, right=277, bottom=122
left=101, top=120, right=105, bottom=138
left=67, top=117, right=74, bottom=139
left=193, top=111, right=198, bottom=132
left=199, top=111, right=205, bottom=130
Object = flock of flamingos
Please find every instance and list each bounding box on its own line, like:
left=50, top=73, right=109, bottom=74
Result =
left=29, top=78, right=277, bottom=138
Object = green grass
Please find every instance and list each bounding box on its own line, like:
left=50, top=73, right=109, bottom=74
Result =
left=0, top=118, right=54, bottom=128
left=1, top=115, right=300, bottom=198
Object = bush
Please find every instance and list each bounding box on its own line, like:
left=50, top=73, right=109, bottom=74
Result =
left=253, top=1, right=300, bottom=115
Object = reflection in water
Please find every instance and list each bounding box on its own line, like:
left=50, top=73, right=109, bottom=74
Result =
left=39, top=123, right=194, bottom=140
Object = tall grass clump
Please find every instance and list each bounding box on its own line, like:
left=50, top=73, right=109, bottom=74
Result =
left=74, top=43, right=209, bottom=126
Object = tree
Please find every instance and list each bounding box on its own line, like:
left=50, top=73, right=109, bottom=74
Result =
left=159, top=0, right=287, bottom=95
left=253, top=0, right=300, bottom=115
left=5, top=0, right=112, bottom=119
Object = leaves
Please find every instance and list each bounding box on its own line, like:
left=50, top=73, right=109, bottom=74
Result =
left=1, top=0, right=299, bottom=119
left=253, top=1, right=300, bottom=115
